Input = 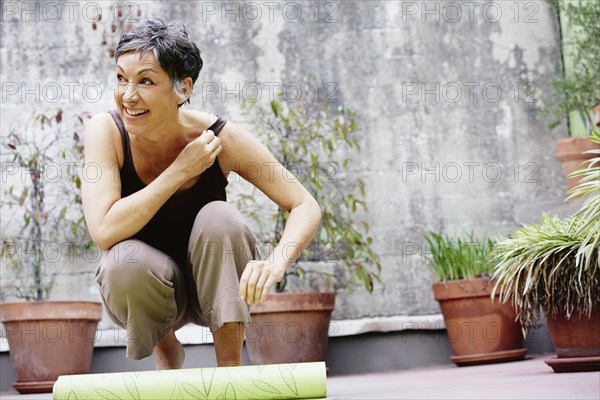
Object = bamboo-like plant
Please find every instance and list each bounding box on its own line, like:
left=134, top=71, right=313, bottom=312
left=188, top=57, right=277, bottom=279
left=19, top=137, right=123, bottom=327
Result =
left=492, top=129, right=600, bottom=333
left=238, top=77, right=381, bottom=293
left=424, top=232, right=495, bottom=282
left=543, top=0, right=600, bottom=135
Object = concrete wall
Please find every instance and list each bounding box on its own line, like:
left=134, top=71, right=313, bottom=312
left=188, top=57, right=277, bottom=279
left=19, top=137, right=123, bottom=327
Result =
left=1, top=1, right=566, bottom=320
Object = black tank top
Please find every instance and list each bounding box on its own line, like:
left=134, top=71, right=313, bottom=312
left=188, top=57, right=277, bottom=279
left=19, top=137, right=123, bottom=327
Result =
left=108, top=110, right=228, bottom=267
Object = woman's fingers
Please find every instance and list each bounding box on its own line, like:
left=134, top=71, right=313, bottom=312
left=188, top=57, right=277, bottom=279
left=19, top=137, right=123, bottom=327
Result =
left=201, top=129, right=215, bottom=143
left=246, top=268, right=262, bottom=304
left=209, top=136, right=221, bottom=153
left=239, top=260, right=257, bottom=303
left=201, top=130, right=221, bottom=158
left=239, top=261, right=283, bottom=305
left=252, top=269, right=270, bottom=304
left=260, top=275, right=278, bottom=303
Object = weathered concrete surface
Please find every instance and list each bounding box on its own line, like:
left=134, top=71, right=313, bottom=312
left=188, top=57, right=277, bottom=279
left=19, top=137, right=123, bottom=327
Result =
left=1, top=1, right=566, bottom=321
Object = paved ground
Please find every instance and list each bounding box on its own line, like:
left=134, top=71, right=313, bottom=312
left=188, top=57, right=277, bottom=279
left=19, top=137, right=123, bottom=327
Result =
left=326, top=354, right=599, bottom=399
left=1, top=354, right=598, bottom=399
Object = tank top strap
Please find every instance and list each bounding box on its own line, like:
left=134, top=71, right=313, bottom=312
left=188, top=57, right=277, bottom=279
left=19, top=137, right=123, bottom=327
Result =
left=108, top=109, right=134, bottom=168
left=208, top=114, right=227, bottom=136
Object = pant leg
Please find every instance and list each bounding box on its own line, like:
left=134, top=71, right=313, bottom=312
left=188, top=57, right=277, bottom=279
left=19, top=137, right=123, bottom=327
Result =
left=95, top=239, right=187, bottom=359
left=187, top=201, right=258, bottom=332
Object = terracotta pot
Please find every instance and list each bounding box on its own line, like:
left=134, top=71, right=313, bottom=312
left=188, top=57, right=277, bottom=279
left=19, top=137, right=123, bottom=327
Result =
left=0, top=301, right=103, bottom=394
left=433, top=278, right=526, bottom=366
left=246, top=292, right=335, bottom=365
left=544, top=309, right=600, bottom=373
left=555, top=137, right=598, bottom=191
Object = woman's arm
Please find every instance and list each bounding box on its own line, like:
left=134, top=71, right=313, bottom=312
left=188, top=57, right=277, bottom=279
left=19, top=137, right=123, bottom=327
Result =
left=218, top=121, right=322, bottom=305
left=81, top=113, right=221, bottom=250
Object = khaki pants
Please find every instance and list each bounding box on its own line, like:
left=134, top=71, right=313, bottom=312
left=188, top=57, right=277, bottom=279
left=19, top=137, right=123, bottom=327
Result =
left=95, top=201, right=258, bottom=359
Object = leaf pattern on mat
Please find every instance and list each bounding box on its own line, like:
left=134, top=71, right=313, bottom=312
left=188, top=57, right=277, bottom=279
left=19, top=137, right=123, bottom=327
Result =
left=181, top=382, right=208, bottom=399
left=123, top=375, right=140, bottom=400
left=279, top=365, right=298, bottom=395
left=224, top=383, right=236, bottom=399
left=201, top=367, right=216, bottom=396
left=252, top=380, right=282, bottom=395
left=95, top=388, right=123, bottom=399
left=55, top=364, right=326, bottom=400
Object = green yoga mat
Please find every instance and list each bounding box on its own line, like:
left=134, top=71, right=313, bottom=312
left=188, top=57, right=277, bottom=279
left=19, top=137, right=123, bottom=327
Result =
left=53, top=362, right=327, bottom=400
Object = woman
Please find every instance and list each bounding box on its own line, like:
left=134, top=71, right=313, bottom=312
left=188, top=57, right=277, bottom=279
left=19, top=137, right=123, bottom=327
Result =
left=82, top=17, right=321, bottom=369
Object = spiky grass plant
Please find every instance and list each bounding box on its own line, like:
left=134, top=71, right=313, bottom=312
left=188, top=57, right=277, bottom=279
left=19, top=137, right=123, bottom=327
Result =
left=424, top=232, right=495, bottom=282
left=492, top=215, right=599, bottom=333
left=493, top=129, right=600, bottom=334
left=566, top=127, right=600, bottom=268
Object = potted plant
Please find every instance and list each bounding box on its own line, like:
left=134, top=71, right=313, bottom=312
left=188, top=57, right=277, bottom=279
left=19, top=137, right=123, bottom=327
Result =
left=492, top=128, right=600, bottom=373
left=0, top=109, right=103, bottom=393
left=424, top=232, right=527, bottom=366
left=236, top=77, right=382, bottom=364
left=544, top=0, right=600, bottom=191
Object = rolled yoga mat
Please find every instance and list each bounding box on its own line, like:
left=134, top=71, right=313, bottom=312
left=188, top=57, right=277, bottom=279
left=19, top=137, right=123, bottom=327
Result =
left=53, top=362, right=327, bottom=400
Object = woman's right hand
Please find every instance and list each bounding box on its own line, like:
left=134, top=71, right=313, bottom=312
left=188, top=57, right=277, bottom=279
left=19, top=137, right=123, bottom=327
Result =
left=174, top=129, right=223, bottom=179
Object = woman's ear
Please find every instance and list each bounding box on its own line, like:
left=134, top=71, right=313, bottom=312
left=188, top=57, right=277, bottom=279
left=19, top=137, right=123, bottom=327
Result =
left=177, top=77, right=194, bottom=106
left=181, top=77, right=193, bottom=100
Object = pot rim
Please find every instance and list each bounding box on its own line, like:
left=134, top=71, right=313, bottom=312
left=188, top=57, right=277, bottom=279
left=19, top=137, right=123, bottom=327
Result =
left=432, top=277, right=499, bottom=301
left=250, top=291, right=336, bottom=314
left=0, top=301, right=103, bottom=322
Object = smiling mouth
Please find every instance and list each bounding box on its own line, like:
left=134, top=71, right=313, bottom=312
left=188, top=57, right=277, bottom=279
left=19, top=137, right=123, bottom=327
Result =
left=125, top=108, right=149, bottom=117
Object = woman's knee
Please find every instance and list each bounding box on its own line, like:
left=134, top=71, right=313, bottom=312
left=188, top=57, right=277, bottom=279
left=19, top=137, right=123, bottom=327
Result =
left=96, top=240, right=176, bottom=289
left=191, top=201, right=254, bottom=242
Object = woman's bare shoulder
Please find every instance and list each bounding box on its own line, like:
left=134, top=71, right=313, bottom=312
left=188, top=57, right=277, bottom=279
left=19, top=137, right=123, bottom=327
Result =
left=85, top=112, right=123, bottom=166
left=87, top=112, right=119, bottom=134
left=182, top=109, right=220, bottom=130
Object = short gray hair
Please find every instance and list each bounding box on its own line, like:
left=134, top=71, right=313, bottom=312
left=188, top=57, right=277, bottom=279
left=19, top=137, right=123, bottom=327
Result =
left=115, top=17, right=203, bottom=106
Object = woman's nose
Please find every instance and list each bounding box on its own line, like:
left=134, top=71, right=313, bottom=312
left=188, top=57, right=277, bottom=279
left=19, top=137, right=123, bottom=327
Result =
left=122, top=83, right=139, bottom=102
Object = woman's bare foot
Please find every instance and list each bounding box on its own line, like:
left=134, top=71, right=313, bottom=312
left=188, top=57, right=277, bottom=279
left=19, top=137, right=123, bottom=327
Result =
left=154, top=329, right=185, bottom=370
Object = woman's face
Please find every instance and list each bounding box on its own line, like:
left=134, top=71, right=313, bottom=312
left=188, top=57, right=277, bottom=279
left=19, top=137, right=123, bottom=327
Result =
left=114, top=51, right=182, bottom=136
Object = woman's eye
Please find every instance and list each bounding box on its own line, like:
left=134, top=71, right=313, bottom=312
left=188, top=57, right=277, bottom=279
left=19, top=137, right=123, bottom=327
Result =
left=140, top=78, right=153, bottom=85
left=116, top=74, right=125, bottom=82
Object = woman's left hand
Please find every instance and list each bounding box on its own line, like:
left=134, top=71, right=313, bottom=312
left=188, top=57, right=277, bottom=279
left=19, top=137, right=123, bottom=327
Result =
left=239, top=260, right=286, bottom=305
